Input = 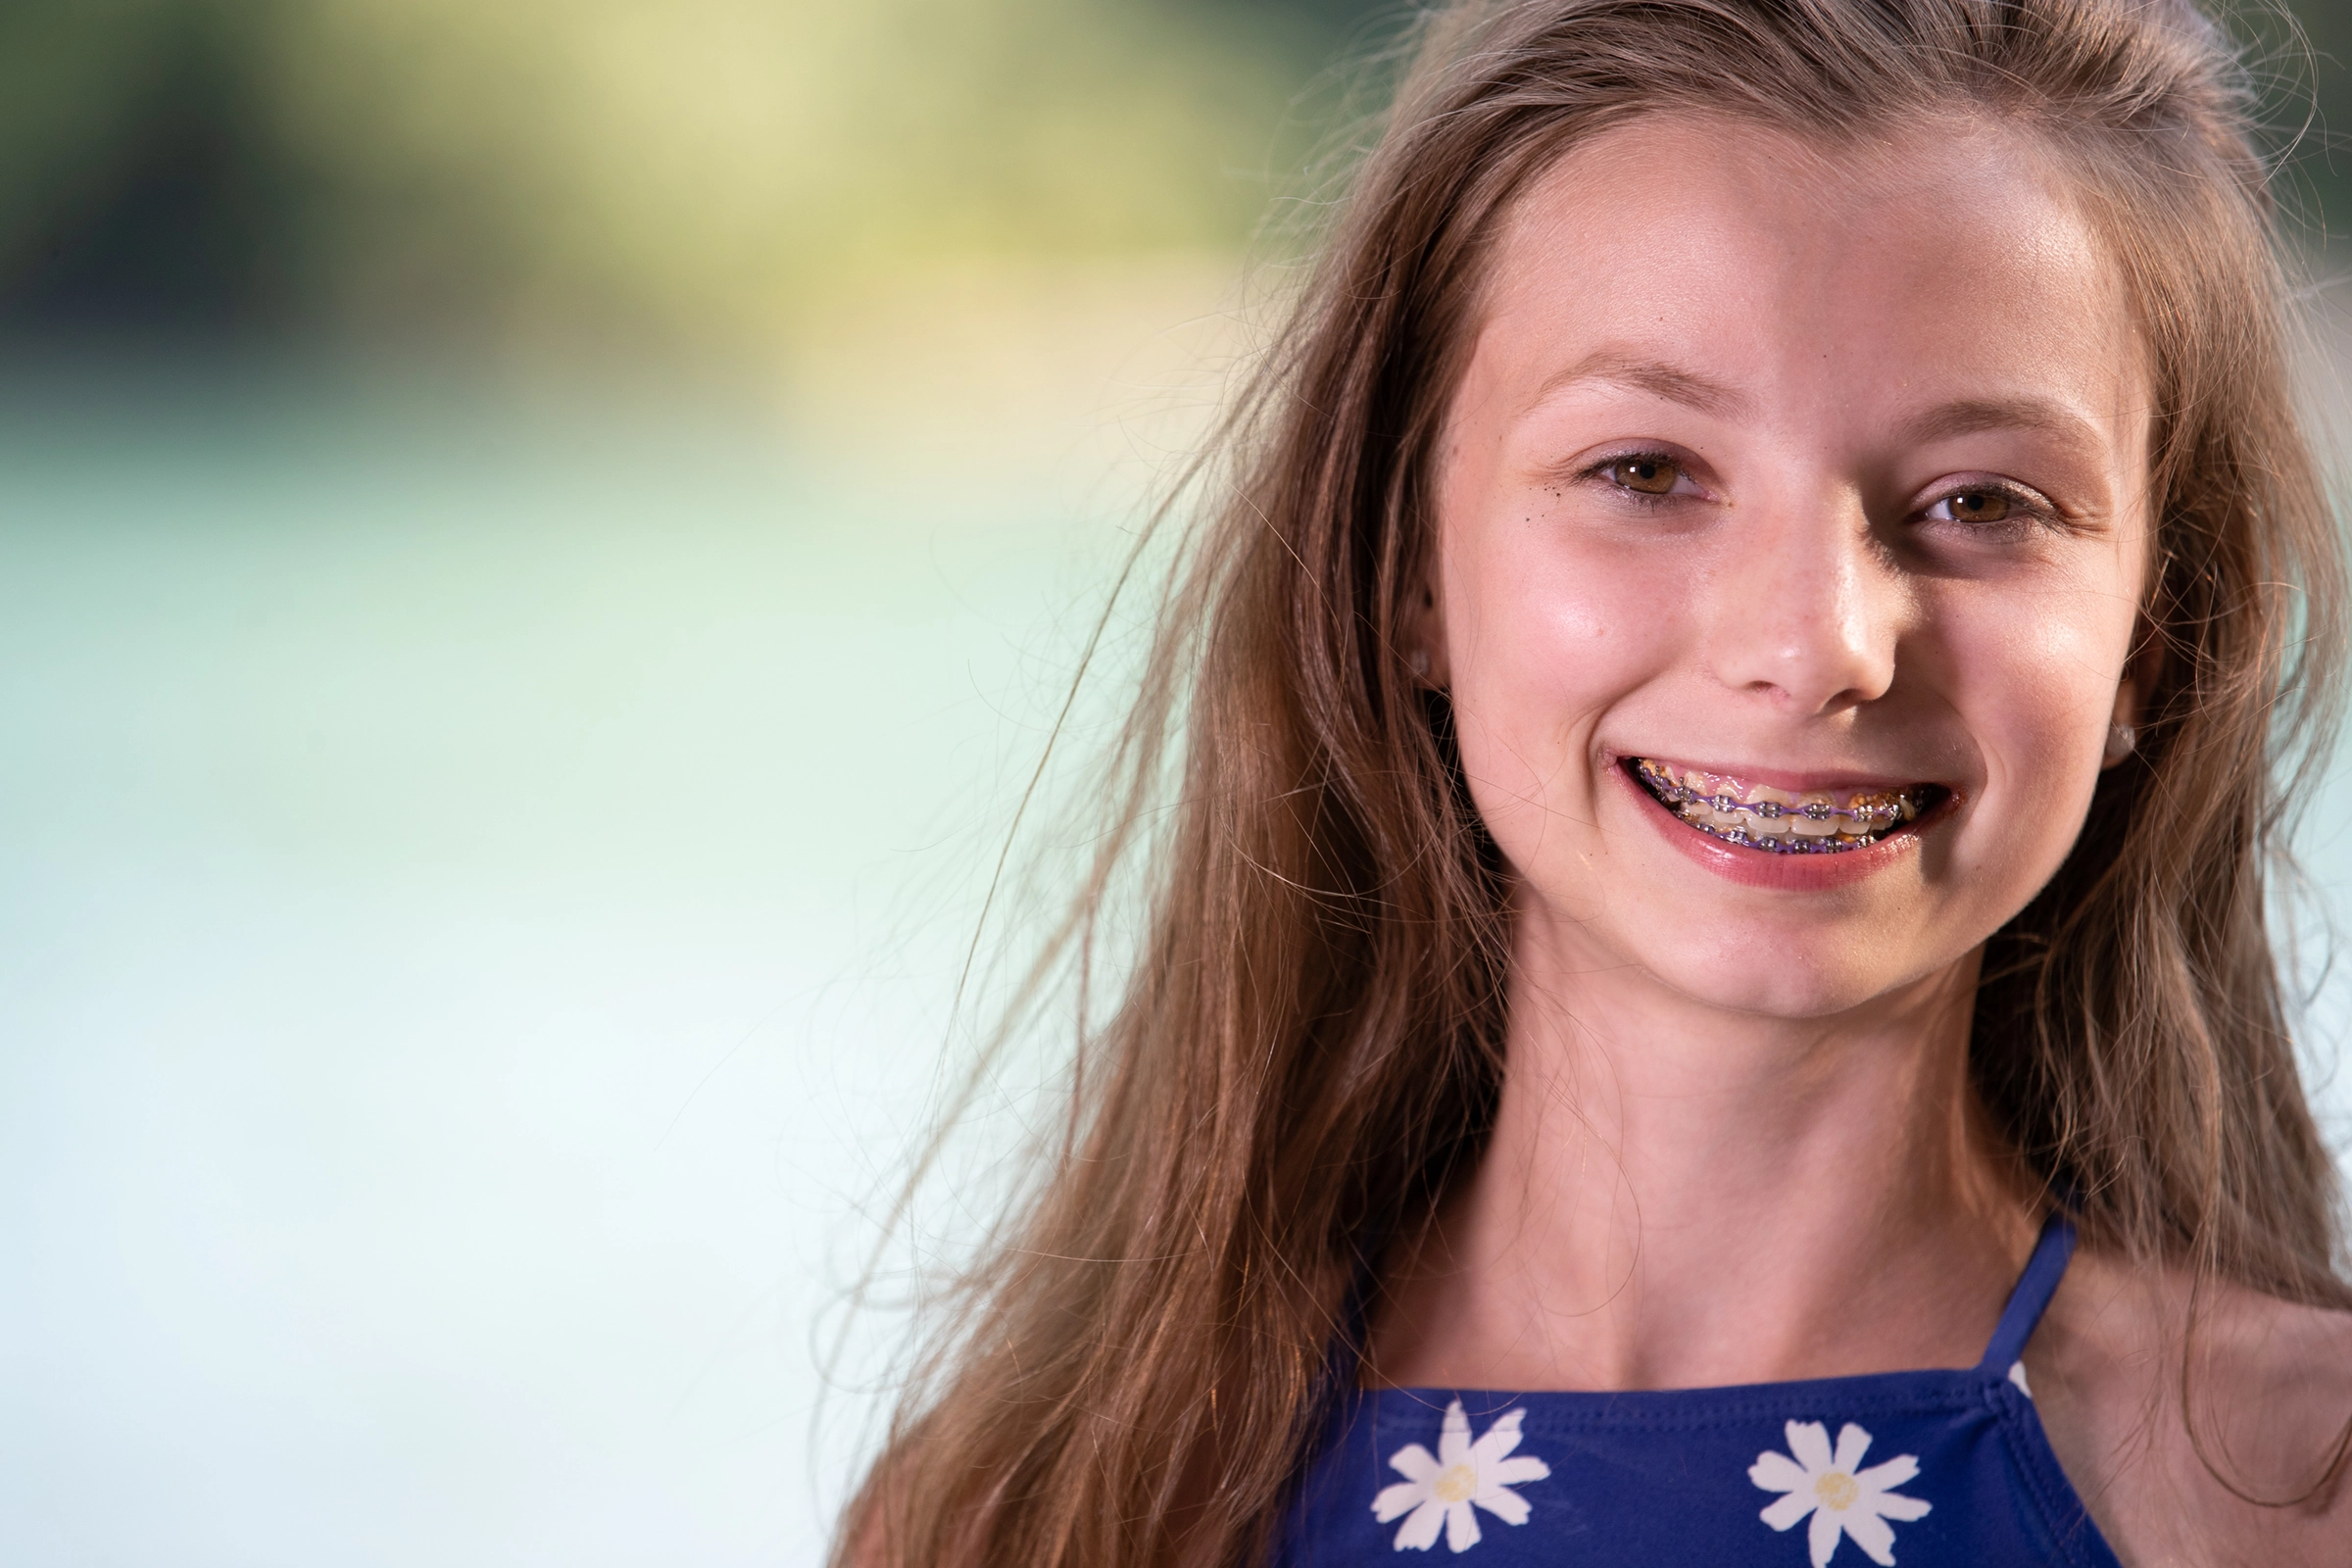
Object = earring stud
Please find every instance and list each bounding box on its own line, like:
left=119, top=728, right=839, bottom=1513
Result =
left=2105, top=722, right=2137, bottom=761
left=1409, top=648, right=1432, bottom=678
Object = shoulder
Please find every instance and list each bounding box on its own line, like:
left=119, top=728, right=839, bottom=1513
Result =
left=2028, top=1246, right=2352, bottom=1568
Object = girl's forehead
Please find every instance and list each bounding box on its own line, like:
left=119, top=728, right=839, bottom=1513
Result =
left=1467, top=114, right=2142, bottom=420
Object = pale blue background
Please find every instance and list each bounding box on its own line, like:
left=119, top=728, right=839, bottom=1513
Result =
left=0, top=358, right=1139, bottom=1566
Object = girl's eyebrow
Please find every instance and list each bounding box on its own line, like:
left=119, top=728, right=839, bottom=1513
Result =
left=1895, top=395, right=2104, bottom=458
left=1531, top=356, right=2108, bottom=460
left=1531, top=349, right=1753, bottom=419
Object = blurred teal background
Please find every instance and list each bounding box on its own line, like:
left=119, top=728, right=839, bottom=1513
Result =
left=0, top=4, right=2349, bottom=1565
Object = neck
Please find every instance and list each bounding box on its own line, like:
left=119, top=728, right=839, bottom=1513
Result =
left=1372, top=898, right=2038, bottom=1393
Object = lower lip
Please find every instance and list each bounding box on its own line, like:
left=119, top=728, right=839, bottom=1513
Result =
left=1611, top=761, right=1937, bottom=891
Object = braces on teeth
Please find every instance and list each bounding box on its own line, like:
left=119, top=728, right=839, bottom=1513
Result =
left=1632, top=758, right=1931, bottom=855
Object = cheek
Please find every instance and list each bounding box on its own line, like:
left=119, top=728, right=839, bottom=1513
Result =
left=1932, top=577, right=2130, bottom=870
left=1440, top=519, right=1678, bottom=848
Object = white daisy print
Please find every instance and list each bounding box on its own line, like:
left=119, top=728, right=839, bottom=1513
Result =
left=1372, top=1399, right=1551, bottom=1552
left=1748, top=1419, right=1931, bottom=1567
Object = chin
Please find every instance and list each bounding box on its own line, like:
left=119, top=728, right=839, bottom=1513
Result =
left=1646, top=950, right=1898, bottom=1022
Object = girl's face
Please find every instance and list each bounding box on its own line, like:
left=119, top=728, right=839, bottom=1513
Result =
left=1430, top=117, right=2152, bottom=1021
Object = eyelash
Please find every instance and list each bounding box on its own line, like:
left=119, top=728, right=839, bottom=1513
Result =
left=1580, top=450, right=1691, bottom=509
left=1919, top=479, right=2058, bottom=532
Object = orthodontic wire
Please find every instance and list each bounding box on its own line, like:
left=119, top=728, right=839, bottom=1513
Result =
left=1634, top=760, right=1914, bottom=825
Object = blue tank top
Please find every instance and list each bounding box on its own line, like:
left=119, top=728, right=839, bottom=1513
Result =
left=1277, top=1214, right=2121, bottom=1566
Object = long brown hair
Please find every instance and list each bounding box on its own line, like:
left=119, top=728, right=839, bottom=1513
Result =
left=842, top=2, right=2351, bottom=1561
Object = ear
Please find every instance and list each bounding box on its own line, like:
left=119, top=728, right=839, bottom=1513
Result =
left=2102, top=624, right=2160, bottom=768
left=1403, top=570, right=1450, bottom=689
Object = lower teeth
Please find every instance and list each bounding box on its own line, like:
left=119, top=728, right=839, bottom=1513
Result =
left=1689, top=824, right=1880, bottom=855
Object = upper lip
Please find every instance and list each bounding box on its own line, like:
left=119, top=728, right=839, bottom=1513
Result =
left=1617, top=753, right=1946, bottom=798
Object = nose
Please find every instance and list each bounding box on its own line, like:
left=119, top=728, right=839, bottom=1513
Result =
left=1701, top=492, right=1899, bottom=715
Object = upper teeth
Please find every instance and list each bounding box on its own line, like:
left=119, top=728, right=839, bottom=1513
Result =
left=1634, top=759, right=1921, bottom=843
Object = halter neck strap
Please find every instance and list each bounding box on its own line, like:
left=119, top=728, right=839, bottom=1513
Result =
left=1976, top=1210, right=2076, bottom=1374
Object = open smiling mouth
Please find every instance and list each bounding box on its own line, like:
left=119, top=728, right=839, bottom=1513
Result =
left=1629, top=758, right=1948, bottom=856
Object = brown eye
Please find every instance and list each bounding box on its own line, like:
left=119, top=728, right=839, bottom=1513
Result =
left=1605, top=455, right=1682, bottom=495
left=1938, top=489, right=2013, bottom=523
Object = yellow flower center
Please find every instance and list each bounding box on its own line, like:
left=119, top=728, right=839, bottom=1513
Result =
left=1433, top=1464, right=1477, bottom=1503
left=1814, top=1471, right=1860, bottom=1512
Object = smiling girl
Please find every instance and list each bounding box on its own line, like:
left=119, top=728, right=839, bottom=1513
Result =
left=842, top=2, right=2352, bottom=1564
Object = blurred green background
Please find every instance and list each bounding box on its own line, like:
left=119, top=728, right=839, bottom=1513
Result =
left=0, top=4, right=2348, bottom=1567
left=0, top=0, right=1378, bottom=350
